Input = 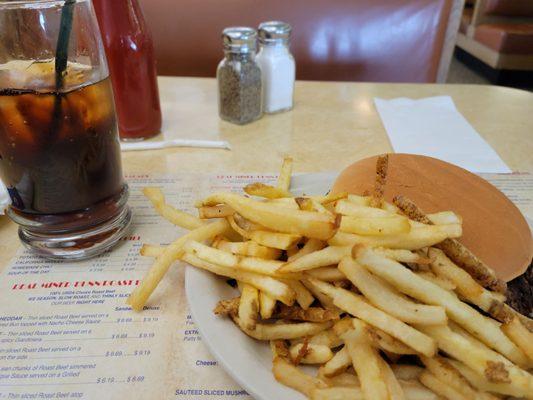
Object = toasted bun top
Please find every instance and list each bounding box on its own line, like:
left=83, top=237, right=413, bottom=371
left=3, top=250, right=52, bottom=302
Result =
left=331, top=153, right=532, bottom=281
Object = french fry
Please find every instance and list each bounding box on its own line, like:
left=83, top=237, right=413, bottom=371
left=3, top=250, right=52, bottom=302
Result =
left=317, top=371, right=359, bottom=387
left=213, top=238, right=281, bottom=260
left=270, top=339, right=290, bottom=359
left=370, top=154, right=388, bottom=208
left=329, top=223, right=462, bottom=250
left=331, top=317, right=353, bottom=337
left=268, top=197, right=299, bottom=209
left=277, top=156, right=293, bottom=192
left=339, top=257, right=447, bottom=325
left=501, top=317, right=533, bottom=360
left=238, top=283, right=259, bottom=330
left=198, top=204, right=235, bottom=219
left=301, top=279, right=340, bottom=311
left=259, top=291, right=276, bottom=319
left=244, top=182, right=292, bottom=199
left=356, top=247, right=529, bottom=367
left=182, top=253, right=295, bottom=305
left=420, top=355, right=481, bottom=399
left=285, top=280, right=315, bottom=310
left=213, top=297, right=240, bottom=317
left=448, top=359, right=529, bottom=399
left=365, top=326, right=418, bottom=355
left=249, top=230, right=302, bottom=250
left=127, top=218, right=229, bottom=311
left=418, top=324, right=533, bottom=398
left=310, top=387, right=363, bottom=400
left=391, top=365, right=423, bottom=380
left=378, top=356, right=406, bottom=400
left=183, top=240, right=297, bottom=279
left=228, top=215, right=301, bottom=250
left=340, top=215, right=411, bottom=235
left=287, top=238, right=326, bottom=262
left=143, top=187, right=205, bottom=230
left=296, top=197, right=333, bottom=215
left=427, top=211, right=462, bottom=225
left=199, top=192, right=336, bottom=240
left=272, top=356, right=326, bottom=398
left=140, top=243, right=165, bottom=257
left=488, top=301, right=533, bottom=332
left=419, top=371, right=469, bottom=400
left=335, top=200, right=395, bottom=218
left=415, top=271, right=457, bottom=291
left=233, top=316, right=333, bottom=340
left=393, top=194, right=506, bottom=293
left=308, top=278, right=436, bottom=356
left=375, top=248, right=430, bottom=264
left=280, top=246, right=351, bottom=273
left=307, top=266, right=346, bottom=281
left=312, top=191, right=348, bottom=205
left=295, top=197, right=314, bottom=211
left=289, top=343, right=334, bottom=364
left=342, top=324, right=389, bottom=400
left=429, top=248, right=532, bottom=329
left=320, top=346, right=351, bottom=377
left=305, top=328, right=342, bottom=348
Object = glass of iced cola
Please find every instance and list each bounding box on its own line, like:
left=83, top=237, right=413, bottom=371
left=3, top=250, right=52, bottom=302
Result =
left=0, top=0, right=132, bottom=259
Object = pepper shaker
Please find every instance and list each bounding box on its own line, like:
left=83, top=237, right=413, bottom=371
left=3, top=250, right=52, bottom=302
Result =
left=217, top=27, right=263, bottom=125
left=256, top=21, right=295, bottom=114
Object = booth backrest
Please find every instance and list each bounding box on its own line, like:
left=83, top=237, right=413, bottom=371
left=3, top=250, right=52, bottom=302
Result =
left=139, top=0, right=458, bottom=83
left=484, top=0, right=533, bottom=17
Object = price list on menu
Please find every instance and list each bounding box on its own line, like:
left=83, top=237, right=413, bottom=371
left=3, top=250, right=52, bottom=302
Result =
left=0, top=172, right=531, bottom=399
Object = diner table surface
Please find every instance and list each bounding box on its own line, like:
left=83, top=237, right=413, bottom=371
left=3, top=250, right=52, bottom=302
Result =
left=0, top=76, right=532, bottom=270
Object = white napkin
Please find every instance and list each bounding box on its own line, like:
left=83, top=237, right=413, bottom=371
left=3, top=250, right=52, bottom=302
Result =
left=374, top=96, right=511, bottom=173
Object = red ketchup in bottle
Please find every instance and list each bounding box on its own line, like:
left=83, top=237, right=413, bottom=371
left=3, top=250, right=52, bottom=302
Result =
left=93, top=0, right=162, bottom=140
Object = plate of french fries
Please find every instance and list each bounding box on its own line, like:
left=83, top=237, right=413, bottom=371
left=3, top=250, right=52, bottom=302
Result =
left=128, top=155, right=533, bottom=400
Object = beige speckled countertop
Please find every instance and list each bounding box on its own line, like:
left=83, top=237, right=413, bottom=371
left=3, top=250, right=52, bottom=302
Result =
left=1, top=77, right=532, bottom=267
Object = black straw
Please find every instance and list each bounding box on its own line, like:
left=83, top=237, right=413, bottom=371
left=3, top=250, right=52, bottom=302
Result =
left=54, top=0, right=76, bottom=91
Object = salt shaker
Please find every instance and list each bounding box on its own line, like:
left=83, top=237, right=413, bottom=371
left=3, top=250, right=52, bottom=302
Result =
left=217, top=27, right=263, bottom=125
left=256, top=21, right=295, bottom=113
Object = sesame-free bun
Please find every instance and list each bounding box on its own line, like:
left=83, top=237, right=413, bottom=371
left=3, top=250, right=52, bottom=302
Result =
left=331, top=153, right=532, bottom=282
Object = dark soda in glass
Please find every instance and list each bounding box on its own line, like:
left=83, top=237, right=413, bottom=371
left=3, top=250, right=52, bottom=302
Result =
left=0, top=77, right=125, bottom=230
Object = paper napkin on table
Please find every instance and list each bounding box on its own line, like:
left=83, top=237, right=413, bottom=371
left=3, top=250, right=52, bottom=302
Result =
left=374, top=96, right=511, bottom=173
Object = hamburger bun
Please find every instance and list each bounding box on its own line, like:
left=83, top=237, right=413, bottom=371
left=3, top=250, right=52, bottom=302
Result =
left=331, top=153, right=532, bottom=282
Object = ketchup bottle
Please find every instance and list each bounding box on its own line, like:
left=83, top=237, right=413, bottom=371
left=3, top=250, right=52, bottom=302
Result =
left=92, top=0, right=162, bottom=140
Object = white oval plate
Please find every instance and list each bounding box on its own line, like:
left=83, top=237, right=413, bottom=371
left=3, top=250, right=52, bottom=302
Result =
left=185, top=264, right=305, bottom=400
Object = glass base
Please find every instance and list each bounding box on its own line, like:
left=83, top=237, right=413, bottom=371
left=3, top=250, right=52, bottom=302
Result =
left=18, top=206, right=133, bottom=260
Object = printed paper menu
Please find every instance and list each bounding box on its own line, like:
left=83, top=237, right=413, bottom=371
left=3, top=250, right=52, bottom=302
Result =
left=0, top=173, right=280, bottom=400
left=0, top=172, right=531, bottom=400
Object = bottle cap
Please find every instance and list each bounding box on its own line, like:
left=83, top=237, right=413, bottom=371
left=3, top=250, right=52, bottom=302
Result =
left=222, top=27, right=257, bottom=53
left=258, top=21, right=291, bottom=45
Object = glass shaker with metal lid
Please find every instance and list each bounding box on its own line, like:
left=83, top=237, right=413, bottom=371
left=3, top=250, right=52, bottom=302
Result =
left=217, top=27, right=263, bottom=125
left=256, top=21, right=295, bottom=113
